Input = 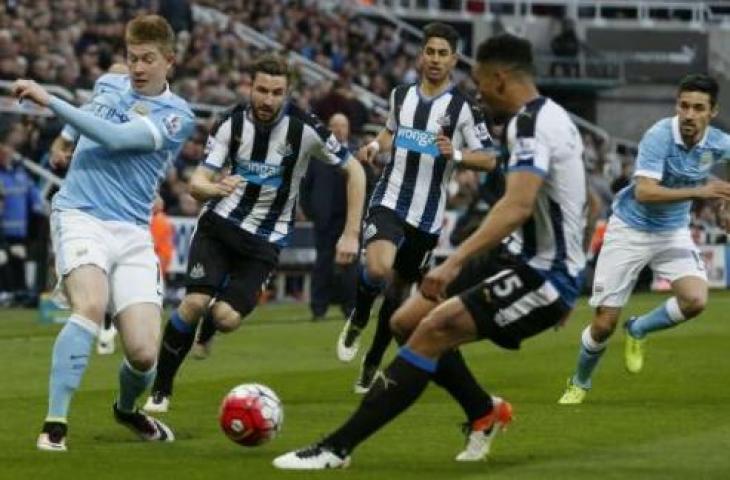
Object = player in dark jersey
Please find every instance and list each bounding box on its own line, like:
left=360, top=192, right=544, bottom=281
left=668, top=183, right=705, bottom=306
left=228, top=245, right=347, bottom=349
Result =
left=336, top=23, right=496, bottom=396
left=274, top=33, right=586, bottom=470
left=143, top=54, right=366, bottom=413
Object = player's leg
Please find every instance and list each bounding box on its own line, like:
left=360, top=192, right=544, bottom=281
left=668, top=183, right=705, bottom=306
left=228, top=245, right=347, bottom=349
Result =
left=97, top=312, right=117, bottom=355
left=192, top=309, right=217, bottom=359
left=38, top=210, right=111, bottom=451
left=274, top=297, right=479, bottom=470
left=113, top=301, right=173, bottom=442
left=145, top=215, right=228, bottom=411
left=354, top=279, right=406, bottom=393
left=625, top=234, right=708, bottom=373
left=337, top=208, right=403, bottom=362
left=355, top=228, right=438, bottom=392
left=559, top=217, right=647, bottom=404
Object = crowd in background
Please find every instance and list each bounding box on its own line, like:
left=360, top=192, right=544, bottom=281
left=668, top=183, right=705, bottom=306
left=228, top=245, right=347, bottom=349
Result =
left=0, top=1, right=724, bottom=308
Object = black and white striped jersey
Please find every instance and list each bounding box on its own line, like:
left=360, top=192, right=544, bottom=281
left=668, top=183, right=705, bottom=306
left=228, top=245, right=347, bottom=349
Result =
left=370, top=83, right=493, bottom=234
left=201, top=104, right=350, bottom=245
left=503, top=96, right=587, bottom=306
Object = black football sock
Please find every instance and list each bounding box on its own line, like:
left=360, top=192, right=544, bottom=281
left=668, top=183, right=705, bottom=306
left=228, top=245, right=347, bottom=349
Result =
left=351, top=266, right=385, bottom=330
left=196, top=310, right=217, bottom=345
left=152, top=310, right=196, bottom=396
left=362, top=291, right=399, bottom=368
left=323, top=347, right=435, bottom=455
left=433, top=349, right=493, bottom=422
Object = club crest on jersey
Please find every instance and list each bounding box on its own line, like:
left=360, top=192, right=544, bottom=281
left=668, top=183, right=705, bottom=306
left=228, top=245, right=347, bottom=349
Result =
left=131, top=101, right=149, bottom=116
left=436, top=114, right=451, bottom=127
left=474, top=122, right=492, bottom=142
left=364, top=222, right=378, bottom=241
left=162, top=113, right=182, bottom=136
left=189, top=263, right=205, bottom=279
left=276, top=142, right=294, bottom=157
left=326, top=134, right=341, bottom=154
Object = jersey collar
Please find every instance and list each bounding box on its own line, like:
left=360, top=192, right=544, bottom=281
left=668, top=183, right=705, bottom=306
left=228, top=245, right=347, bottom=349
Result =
left=671, top=115, right=709, bottom=149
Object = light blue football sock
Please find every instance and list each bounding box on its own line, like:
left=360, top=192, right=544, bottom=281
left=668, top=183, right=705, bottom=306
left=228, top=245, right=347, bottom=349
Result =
left=628, top=297, right=685, bottom=339
left=117, top=359, right=156, bottom=413
left=573, top=326, right=608, bottom=390
left=46, top=314, right=98, bottom=421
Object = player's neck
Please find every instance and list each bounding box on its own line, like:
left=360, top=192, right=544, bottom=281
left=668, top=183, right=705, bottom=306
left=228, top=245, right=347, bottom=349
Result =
left=419, top=78, right=451, bottom=98
left=509, top=83, right=541, bottom=115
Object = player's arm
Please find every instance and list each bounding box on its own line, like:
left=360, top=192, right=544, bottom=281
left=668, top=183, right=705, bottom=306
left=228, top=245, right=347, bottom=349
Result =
left=436, top=102, right=497, bottom=171
left=12, top=79, right=157, bottom=152
left=188, top=165, right=241, bottom=202
left=634, top=176, right=730, bottom=203
left=337, top=156, right=366, bottom=264
left=357, top=128, right=393, bottom=165
left=434, top=134, right=496, bottom=171
left=189, top=115, right=242, bottom=202
left=421, top=171, right=541, bottom=300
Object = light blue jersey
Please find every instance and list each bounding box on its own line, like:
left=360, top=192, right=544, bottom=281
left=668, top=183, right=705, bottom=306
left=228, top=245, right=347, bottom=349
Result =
left=613, top=116, right=730, bottom=232
left=53, top=73, right=195, bottom=225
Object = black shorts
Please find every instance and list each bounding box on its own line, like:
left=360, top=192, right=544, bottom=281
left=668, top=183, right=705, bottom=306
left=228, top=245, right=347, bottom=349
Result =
left=446, top=248, right=570, bottom=350
left=363, top=206, right=439, bottom=283
left=185, top=211, right=279, bottom=315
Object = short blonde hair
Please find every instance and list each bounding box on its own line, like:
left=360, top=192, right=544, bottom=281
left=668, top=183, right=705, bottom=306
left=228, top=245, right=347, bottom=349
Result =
left=125, top=14, right=175, bottom=56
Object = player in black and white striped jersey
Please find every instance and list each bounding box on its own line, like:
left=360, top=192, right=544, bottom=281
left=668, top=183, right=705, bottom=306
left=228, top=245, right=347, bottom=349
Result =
left=274, top=33, right=587, bottom=470
left=336, top=23, right=497, bottom=394
left=143, top=54, right=366, bottom=413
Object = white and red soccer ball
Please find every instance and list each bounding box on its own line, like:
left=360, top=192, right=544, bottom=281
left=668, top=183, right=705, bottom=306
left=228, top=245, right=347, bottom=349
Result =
left=219, top=383, right=284, bottom=446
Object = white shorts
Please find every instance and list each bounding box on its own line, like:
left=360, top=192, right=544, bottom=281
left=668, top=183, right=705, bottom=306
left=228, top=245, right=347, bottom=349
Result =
left=50, top=209, right=162, bottom=315
left=589, top=216, right=707, bottom=308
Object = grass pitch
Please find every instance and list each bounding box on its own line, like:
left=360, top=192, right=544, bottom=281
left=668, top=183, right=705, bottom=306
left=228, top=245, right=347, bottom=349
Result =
left=2, top=291, right=730, bottom=479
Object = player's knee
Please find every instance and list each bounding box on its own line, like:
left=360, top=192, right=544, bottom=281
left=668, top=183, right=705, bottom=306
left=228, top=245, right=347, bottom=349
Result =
left=179, top=293, right=210, bottom=320
left=678, top=292, right=706, bottom=319
left=592, top=309, right=620, bottom=341
left=365, top=261, right=391, bottom=284
left=74, top=300, right=106, bottom=324
left=214, top=310, right=242, bottom=333
left=390, top=310, right=411, bottom=343
left=125, top=347, right=157, bottom=372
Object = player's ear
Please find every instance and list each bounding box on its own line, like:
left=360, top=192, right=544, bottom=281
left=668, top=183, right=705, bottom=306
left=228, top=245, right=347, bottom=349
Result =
left=711, top=102, right=719, bottom=119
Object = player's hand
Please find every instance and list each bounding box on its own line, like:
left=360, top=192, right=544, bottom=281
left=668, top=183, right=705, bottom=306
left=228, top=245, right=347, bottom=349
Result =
left=216, top=175, right=243, bottom=196
left=335, top=232, right=359, bottom=265
left=357, top=143, right=378, bottom=165
left=11, top=79, right=51, bottom=107
left=698, top=180, right=730, bottom=200
left=435, top=129, right=454, bottom=159
left=420, top=258, right=461, bottom=302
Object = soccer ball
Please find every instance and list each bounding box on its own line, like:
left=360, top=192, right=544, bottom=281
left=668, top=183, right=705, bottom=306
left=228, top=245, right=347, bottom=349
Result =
left=219, top=383, right=283, bottom=446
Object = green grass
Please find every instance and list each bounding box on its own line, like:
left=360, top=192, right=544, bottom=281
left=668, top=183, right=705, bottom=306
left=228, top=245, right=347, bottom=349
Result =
left=2, top=292, right=730, bottom=479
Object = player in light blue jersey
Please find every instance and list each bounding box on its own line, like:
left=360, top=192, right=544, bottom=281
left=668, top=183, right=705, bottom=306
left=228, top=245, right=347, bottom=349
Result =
left=559, top=74, right=730, bottom=405
left=12, top=15, right=195, bottom=450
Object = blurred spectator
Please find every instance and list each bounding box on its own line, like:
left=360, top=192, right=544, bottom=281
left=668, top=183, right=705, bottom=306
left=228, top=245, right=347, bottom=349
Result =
left=0, top=123, right=43, bottom=299
left=151, top=195, right=174, bottom=280
left=550, top=18, right=580, bottom=77
left=299, top=113, right=357, bottom=320
left=610, top=160, right=633, bottom=194
left=158, top=0, right=194, bottom=34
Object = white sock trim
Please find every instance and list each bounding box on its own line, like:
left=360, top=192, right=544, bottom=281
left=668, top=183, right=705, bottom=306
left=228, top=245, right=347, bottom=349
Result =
left=122, top=357, right=156, bottom=377
left=581, top=326, right=607, bottom=353
left=665, top=297, right=686, bottom=323
left=68, top=314, right=100, bottom=336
